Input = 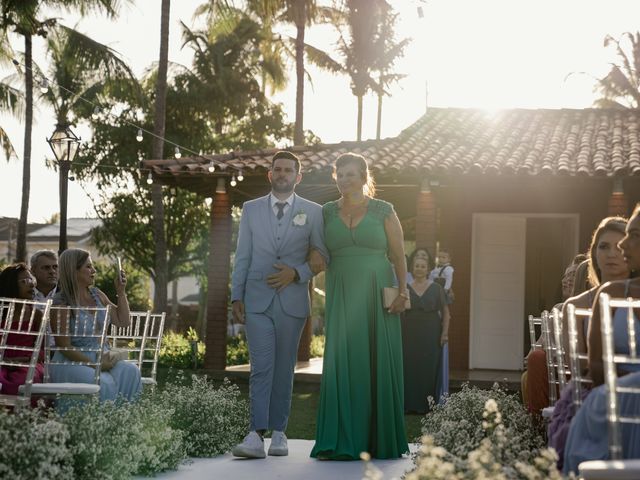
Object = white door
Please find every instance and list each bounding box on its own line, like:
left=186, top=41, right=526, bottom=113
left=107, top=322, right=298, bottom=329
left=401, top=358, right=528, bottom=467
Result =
left=470, top=215, right=526, bottom=370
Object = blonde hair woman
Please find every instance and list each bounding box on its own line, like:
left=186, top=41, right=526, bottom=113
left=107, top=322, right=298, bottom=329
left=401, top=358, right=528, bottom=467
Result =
left=50, top=249, right=141, bottom=403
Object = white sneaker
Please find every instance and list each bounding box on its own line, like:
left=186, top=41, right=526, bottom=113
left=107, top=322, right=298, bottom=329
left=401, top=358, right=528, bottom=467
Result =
left=232, top=431, right=266, bottom=459
left=268, top=430, right=288, bottom=456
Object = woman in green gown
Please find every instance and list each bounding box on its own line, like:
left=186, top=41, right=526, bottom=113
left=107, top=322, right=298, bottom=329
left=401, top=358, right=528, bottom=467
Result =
left=311, top=153, right=409, bottom=460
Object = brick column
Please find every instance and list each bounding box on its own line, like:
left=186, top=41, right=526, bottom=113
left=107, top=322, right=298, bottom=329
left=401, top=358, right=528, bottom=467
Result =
left=608, top=179, right=629, bottom=217
left=415, top=180, right=438, bottom=255
left=204, top=178, right=232, bottom=370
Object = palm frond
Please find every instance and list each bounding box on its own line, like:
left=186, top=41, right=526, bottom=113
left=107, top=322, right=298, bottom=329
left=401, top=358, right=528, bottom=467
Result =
left=0, top=126, right=17, bottom=161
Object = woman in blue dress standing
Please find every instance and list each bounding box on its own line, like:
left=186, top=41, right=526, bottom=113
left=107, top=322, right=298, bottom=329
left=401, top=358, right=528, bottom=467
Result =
left=50, top=248, right=141, bottom=403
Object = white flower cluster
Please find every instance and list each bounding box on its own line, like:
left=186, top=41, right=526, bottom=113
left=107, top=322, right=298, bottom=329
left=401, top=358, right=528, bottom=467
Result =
left=157, top=375, right=249, bottom=457
left=408, top=383, right=561, bottom=479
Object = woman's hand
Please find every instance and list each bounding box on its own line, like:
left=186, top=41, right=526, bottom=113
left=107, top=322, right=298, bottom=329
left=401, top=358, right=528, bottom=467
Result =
left=388, top=295, right=408, bottom=314
left=100, top=351, right=115, bottom=371
left=114, top=268, right=127, bottom=295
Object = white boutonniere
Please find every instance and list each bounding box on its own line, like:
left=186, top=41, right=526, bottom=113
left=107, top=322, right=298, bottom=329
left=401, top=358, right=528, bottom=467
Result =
left=292, top=210, right=307, bottom=226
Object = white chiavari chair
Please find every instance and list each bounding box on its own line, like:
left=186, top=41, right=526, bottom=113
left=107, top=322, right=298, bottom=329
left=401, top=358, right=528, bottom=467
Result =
left=0, top=297, right=50, bottom=410
left=107, top=310, right=150, bottom=368
left=551, top=308, right=571, bottom=392
left=540, top=310, right=558, bottom=419
left=528, top=314, right=543, bottom=352
left=579, top=293, right=640, bottom=479
left=139, top=312, right=165, bottom=387
left=565, top=304, right=592, bottom=411
left=29, top=304, right=109, bottom=399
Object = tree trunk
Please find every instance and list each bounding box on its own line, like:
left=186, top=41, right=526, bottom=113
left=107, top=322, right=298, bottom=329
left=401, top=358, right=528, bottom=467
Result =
left=357, top=94, right=363, bottom=141
left=293, top=0, right=306, bottom=146
left=376, top=92, right=382, bottom=140
left=16, top=33, right=33, bottom=263
left=151, top=0, right=171, bottom=313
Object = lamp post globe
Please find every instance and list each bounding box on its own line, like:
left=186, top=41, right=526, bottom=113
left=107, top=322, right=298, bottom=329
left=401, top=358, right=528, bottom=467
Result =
left=47, top=124, right=80, bottom=255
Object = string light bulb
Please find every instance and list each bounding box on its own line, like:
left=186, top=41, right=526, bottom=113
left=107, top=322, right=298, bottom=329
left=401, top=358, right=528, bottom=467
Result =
left=230, top=175, right=237, bottom=187
left=39, top=78, right=48, bottom=94
left=208, top=161, right=215, bottom=173
left=136, top=129, right=143, bottom=142
left=174, top=146, right=181, bottom=159
left=146, top=172, right=153, bottom=185
left=92, top=106, right=100, bottom=120
left=237, top=170, right=244, bottom=181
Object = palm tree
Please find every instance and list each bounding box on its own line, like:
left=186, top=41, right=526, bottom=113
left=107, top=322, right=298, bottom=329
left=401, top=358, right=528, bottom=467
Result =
left=151, top=0, right=171, bottom=314
left=0, top=0, right=127, bottom=262
left=40, top=26, right=138, bottom=128
left=196, top=0, right=332, bottom=145
left=371, top=4, right=409, bottom=139
left=594, top=32, right=640, bottom=108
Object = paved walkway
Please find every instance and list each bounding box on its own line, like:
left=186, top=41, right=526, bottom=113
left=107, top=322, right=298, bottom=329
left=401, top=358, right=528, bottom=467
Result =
left=137, top=440, right=418, bottom=480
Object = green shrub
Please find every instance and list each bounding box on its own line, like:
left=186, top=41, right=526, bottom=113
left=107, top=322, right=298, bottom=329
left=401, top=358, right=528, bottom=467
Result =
left=310, top=334, right=325, bottom=357
left=159, top=327, right=205, bottom=368
left=158, top=375, right=248, bottom=457
left=227, top=335, right=249, bottom=365
left=0, top=407, right=73, bottom=479
left=129, top=394, right=187, bottom=476
left=62, top=400, right=145, bottom=479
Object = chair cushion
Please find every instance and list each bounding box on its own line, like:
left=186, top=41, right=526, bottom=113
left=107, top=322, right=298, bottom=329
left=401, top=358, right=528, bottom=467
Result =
left=24, top=383, right=100, bottom=395
left=580, top=459, right=640, bottom=479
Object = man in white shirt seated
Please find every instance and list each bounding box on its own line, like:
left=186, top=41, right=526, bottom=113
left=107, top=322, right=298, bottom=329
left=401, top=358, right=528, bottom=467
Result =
left=30, top=250, right=58, bottom=302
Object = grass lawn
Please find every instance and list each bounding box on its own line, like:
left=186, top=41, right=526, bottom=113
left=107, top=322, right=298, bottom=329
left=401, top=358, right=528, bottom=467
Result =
left=156, top=366, right=424, bottom=442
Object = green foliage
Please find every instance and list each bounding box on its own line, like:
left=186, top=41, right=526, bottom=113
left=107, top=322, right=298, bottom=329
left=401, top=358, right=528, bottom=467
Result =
left=0, top=407, right=73, bottom=479
left=419, top=384, right=544, bottom=474
left=157, top=375, right=249, bottom=457
left=226, top=334, right=249, bottom=366
left=62, top=400, right=146, bottom=479
left=159, top=327, right=206, bottom=369
left=310, top=334, right=325, bottom=358
left=93, top=259, right=151, bottom=311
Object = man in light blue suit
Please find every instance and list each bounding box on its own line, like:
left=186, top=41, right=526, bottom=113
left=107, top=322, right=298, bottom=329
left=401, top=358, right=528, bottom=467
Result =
left=231, top=151, right=327, bottom=459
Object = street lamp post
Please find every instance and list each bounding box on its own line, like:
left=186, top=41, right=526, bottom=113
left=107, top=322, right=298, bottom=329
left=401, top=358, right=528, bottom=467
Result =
left=47, top=124, right=81, bottom=255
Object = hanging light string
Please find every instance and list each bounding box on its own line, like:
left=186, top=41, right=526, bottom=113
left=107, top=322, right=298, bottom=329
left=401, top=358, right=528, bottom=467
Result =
left=11, top=58, right=247, bottom=182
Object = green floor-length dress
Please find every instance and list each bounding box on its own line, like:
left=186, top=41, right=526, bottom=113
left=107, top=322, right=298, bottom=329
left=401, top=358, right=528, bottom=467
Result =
left=310, top=198, right=409, bottom=460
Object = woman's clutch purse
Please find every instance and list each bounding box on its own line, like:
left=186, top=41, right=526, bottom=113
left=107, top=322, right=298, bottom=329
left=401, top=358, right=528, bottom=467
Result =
left=382, top=287, right=411, bottom=309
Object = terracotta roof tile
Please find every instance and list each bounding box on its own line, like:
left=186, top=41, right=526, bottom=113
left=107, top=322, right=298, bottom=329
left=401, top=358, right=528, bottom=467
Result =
left=143, top=108, right=640, bottom=180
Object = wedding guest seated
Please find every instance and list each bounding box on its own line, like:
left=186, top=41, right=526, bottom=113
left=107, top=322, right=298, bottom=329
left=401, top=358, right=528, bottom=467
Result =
left=564, top=206, right=640, bottom=474
left=523, top=253, right=587, bottom=417
left=548, top=217, right=629, bottom=468
left=50, top=249, right=142, bottom=403
left=0, top=263, right=46, bottom=402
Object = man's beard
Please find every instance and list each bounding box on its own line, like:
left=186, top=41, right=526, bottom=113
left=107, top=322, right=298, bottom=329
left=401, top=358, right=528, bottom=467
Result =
left=271, top=179, right=295, bottom=193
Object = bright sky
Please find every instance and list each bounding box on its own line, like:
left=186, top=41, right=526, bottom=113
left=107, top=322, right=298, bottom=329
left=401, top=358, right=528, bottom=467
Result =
left=1, top=0, right=638, bottom=222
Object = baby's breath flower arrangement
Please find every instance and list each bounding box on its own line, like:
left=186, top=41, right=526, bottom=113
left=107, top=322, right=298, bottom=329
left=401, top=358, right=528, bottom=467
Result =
left=158, top=375, right=248, bottom=457
left=408, top=390, right=562, bottom=480
left=0, top=406, right=73, bottom=479
left=420, top=383, right=542, bottom=465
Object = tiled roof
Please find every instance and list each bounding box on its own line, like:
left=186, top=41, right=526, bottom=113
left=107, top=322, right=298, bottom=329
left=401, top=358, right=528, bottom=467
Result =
left=144, top=108, right=640, bottom=179
left=27, top=218, right=101, bottom=240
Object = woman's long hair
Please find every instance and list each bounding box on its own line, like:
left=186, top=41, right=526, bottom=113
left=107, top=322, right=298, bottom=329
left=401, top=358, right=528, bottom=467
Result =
left=587, top=216, right=628, bottom=287
left=58, top=249, right=90, bottom=306
left=0, top=263, right=29, bottom=299
left=333, top=152, right=376, bottom=197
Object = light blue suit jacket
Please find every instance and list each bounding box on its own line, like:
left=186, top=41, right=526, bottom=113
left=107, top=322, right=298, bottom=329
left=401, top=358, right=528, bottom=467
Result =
left=231, top=193, right=327, bottom=318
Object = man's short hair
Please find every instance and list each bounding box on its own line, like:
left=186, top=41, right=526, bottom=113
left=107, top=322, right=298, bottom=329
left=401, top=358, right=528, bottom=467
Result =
left=271, top=150, right=301, bottom=173
left=30, top=249, right=58, bottom=269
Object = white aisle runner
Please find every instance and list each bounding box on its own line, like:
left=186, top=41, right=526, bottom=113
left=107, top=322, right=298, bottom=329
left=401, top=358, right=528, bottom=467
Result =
left=137, top=439, right=417, bottom=480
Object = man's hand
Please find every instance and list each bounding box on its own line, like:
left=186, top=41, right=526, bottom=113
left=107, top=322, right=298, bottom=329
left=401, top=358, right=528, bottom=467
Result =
left=267, top=264, right=296, bottom=291
left=232, top=300, right=245, bottom=324
left=308, top=249, right=326, bottom=275
left=440, top=333, right=448, bottom=346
